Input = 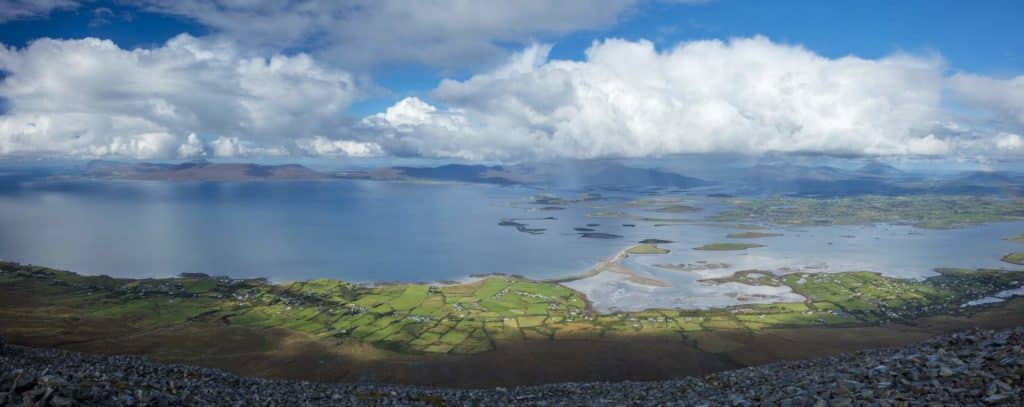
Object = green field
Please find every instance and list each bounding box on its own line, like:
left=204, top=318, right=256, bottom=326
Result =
left=694, top=243, right=764, bottom=251
left=2, top=260, right=1022, bottom=356
left=712, top=195, right=1024, bottom=229
left=626, top=244, right=670, bottom=255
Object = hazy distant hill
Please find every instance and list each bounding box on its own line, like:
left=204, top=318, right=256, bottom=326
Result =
left=342, top=161, right=709, bottom=188
left=727, top=162, right=1024, bottom=196
left=85, top=160, right=326, bottom=181
left=922, top=171, right=1024, bottom=195
left=729, top=163, right=904, bottom=196
left=537, top=161, right=710, bottom=189
left=390, top=164, right=540, bottom=184
left=948, top=171, right=1024, bottom=186
left=855, top=161, right=906, bottom=178
left=76, top=159, right=1024, bottom=196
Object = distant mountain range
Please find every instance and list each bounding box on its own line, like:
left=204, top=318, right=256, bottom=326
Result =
left=77, top=159, right=1024, bottom=197
left=340, top=161, right=710, bottom=189
left=855, top=161, right=906, bottom=178
left=85, top=160, right=325, bottom=181
left=84, top=159, right=708, bottom=188
left=725, top=162, right=1024, bottom=196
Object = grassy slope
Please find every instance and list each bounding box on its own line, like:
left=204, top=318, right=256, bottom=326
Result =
left=2, top=261, right=1022, bottom=356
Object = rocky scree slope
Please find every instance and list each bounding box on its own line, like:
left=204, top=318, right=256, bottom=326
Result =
left=1, top=328, right=1022, bottom=406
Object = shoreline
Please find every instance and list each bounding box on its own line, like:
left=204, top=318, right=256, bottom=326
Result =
left=545, top=245, right=669, bottom=287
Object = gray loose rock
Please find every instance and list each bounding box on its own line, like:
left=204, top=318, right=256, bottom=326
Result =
left=0, top=327, right=1021, bottom=406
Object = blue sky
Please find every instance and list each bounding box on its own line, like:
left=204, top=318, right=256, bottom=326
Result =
left=4, top=0, right=1021, bottom=115
left=564, top=0, right=1024, bottom=75
left=0, top=0, right=1022, bottom=162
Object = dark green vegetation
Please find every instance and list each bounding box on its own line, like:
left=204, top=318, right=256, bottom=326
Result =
left=653, top=204, right=701, bottom=213
left=3, top=261, right=1022, bottom=358
left=579, top=232, right=623, bottom=239
left=1001, top=253, right=1024, bottom=265
left=498, top=218, right=548, bottom=235
left=781, top=268, right=1024, bottom=323
left=639, top=239, right=674, bottom=244
left=694, top=243, right=764, bottom=251
left=726, top=232, right=783, bottom=239
left=713, top=195, right=1024, bottom=229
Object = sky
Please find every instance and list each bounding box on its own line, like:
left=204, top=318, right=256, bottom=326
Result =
left=0, top=0, right=1022, bottom=165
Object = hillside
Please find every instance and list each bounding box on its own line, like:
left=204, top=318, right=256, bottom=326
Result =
left=85, top=160, right=326, bottom=181
left=339, top=160, right=709, bottom=188
left=1, top=328, right=1020, bottom=405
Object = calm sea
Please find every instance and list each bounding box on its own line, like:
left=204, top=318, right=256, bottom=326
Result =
left=1, top=178, right=1021, bottom=304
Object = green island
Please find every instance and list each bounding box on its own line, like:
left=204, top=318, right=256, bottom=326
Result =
left=2, top=261, right=1022, bottom=357
left=639, top=238, right=674, bottom=244
left=1008, top=235, right=1024, bottom=244
left=653, top=204, right=701, bottom=213
left=712, top=195, right=1024, bottom=229
left=1001, top=252, right=1024, bottom=265
left=726, top=232, right=783, bottom=239
left=632, top=216, right=688, bottom=223
left=699, top=270, right=782, bottom=286
left=694, top=243, right=764, bottom=251
left=625, top=244, right=670, bottom=255
left=623, top=197, right=682, bottom=207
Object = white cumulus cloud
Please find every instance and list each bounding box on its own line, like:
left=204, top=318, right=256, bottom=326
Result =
left=366, top=36, right=949, bottom=160
left=905, top=134, right=950, bottom=156
left=88, top=132, right=178, bottom=159
left=995, top=133, right=1024, bottom=152
left=176, top=133, right=206, bottom=158
left=295, top=136, right=382, bottom=157
left=0, top=34, right=358, bottom=158
left=949, top=74, right=1024, bottom=127
left=209, top=136, right=288, bottom=158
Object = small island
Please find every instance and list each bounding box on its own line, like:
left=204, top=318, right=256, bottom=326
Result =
left=694, top=243, right=764, bottom=251
left=589, top=211, right=625, bottom=218
left=626, top=244, right=670, bottom=255
left=699, top=270, right=782, bottom=287
left=1001, top=252, right=1024, bottom=265
left=653, top=204, right=701, bottom=213
left=726, top=232, right=782, bottom=239
left=639, top=239, right=674, bottom=244
left=654, top=262, right=731, bottom=272
left=579, top=232, right=623, bottom=239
